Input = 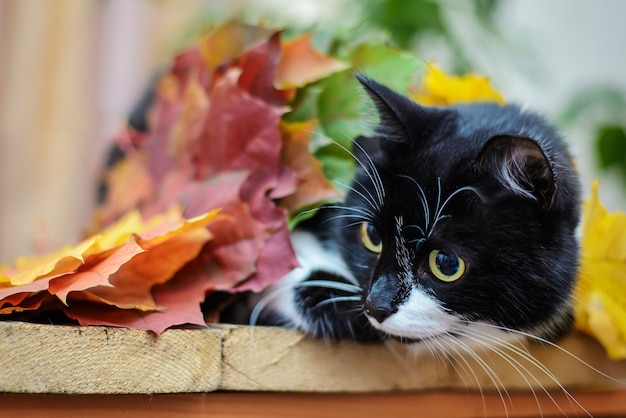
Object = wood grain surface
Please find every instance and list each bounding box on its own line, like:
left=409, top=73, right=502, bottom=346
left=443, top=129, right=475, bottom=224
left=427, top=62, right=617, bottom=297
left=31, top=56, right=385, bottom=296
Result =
left=2, top=321, right=626, bottom=395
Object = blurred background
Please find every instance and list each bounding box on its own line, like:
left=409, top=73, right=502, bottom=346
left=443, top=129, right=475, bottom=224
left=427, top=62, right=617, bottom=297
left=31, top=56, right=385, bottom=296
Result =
left=1, top=0, right=625, bottom=262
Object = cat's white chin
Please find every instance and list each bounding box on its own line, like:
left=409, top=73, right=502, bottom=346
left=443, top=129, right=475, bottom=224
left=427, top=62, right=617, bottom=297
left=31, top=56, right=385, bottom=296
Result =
left=367, top=287, right=522, bottom=351
left=366, top=286, right=462, bottom=340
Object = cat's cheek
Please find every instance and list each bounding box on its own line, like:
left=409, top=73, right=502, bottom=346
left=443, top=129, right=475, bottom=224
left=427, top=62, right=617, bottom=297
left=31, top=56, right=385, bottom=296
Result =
left=367, top=287, right=461, bottom=340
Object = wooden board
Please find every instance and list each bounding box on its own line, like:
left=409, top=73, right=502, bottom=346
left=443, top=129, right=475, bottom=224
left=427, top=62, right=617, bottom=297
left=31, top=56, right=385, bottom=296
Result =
left=1, top=321, right=625, bottom=394
left=4, top=391, right=626, bottom=418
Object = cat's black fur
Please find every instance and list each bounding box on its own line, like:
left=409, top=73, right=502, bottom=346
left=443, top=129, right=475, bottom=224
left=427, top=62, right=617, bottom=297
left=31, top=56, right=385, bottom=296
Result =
left=253, top=74, right=581, bottom=346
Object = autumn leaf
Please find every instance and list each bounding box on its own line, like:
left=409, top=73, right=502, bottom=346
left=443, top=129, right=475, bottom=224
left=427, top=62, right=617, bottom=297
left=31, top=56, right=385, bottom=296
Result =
left=175, top=202, right=266, bottom=293
left=0, top=210, right=153, bottom=290
left=0, top=292, right=49, bottom=315
left=236, top=223, right=298, bottom=293
left=411, top=63, right=505, bottom=106
left=48, top=240, right=146, bottom=305
left=80, top=213, right=214, bottom=310
left=236, top=31, right=294, bottom=107
left=194, top=70, right=287, bottom=179
left=63, top=293, right=207, bottom=335
left=0, top=208, right=222, bottom=334
left=168, top=74, right=210, bottom=165
left=275, top=33, right=348, bottom=89
left=95, top=152, right=155, bottom=230
left=279, top=120, right=342, bottom=215
left=0, top=240, right=95, bottom=288
left=197, top=20, right=275, bottom=72
left=575, top=181, right=626, bottom=360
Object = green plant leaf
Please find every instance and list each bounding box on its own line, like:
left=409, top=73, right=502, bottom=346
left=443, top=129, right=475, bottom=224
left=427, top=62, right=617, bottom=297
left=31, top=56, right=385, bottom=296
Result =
left=350, top=43, right=424, bottom=93
left=364, top=0, right=446, bottom=49
left=595, top=125, right=626, bottom=171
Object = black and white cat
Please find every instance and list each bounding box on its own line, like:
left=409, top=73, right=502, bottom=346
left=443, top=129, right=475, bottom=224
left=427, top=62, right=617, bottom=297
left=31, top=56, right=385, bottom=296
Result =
left=250, top=74, right=581, bottom=351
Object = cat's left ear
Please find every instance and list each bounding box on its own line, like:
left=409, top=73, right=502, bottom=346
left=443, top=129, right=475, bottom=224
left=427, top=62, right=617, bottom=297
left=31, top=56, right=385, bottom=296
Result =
left=356, top=73, right=419, bottom=145
left=478, top=136, right=557, bottom=208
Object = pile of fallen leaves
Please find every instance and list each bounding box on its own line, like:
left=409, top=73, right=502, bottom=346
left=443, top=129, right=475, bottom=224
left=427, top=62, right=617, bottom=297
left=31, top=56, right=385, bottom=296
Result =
left=0, top=21, right=424, bottom=334
left=1, top=21, right=625, bottom=361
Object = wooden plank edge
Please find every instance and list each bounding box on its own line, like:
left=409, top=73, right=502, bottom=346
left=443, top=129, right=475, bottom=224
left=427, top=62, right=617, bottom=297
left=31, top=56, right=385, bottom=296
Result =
left=1, top=321, right=625, bottom=394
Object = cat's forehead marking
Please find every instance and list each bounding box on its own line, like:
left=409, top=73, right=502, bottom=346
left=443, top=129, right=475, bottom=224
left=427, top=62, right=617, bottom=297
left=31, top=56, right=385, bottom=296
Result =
left=394, top=216, right=414, bottom=288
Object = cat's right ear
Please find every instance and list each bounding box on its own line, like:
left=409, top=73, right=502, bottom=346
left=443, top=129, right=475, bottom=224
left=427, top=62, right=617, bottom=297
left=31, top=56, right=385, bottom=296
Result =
left=355, top=73, right=414, bottom=145
left=478, top=135, right=557, bottom=209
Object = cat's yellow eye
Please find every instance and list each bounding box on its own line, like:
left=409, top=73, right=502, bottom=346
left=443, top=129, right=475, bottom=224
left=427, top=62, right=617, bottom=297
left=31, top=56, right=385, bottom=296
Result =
left=429, top=250, right=465, bottom=282
left=360, top=222, right=382, bottom=253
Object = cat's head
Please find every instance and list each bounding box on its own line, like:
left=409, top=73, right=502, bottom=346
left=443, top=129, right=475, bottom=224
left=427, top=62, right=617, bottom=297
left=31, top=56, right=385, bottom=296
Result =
left=339, top=74, right=581, bottom=343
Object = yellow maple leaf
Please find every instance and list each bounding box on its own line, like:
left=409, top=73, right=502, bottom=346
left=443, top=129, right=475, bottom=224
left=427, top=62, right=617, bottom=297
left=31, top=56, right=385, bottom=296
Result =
left=575, top=181, right=626, bottom=360
left=0, top=207, right=221, bottom=290
left=411, top=63, right=505, bottom=106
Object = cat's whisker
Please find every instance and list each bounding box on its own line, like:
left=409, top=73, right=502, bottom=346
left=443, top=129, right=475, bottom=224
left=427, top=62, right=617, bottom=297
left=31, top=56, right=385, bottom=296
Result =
left=429, top=333, right=493, bottom=417
left=397, top=175, right=485, bottom=238
left=463, top=329, right=588, bottom=418
left=292, top=205, right=370, bottom=225
left=397, top=174, right=430, bottom=232
left=434, top=185, right=484, bottom=223
left=308, top=128, right=385, bottom=210
left=295, top=279, right=362, bottom=294
left=415, top=336, right=478, bottom=395
left=321, top=204, right=376, bottom=221
left=349, top=134, right=386, bottom=207
left=443, top=334, right=513, bottom=418
left=404, top=224, right=426, bottom=237
left=458, top=324, right=600, bottom=417
left=455, top=329, right=551, bottom=418
left=408, top=237, right=426, bottom=247
left=312, top=295, right=361, bottom=310
left=435, top=177, right=443, bottom=227
left=467, top=322, right=625, bottom=386
left=324, top=216, right=369, bottom=229
left=428, top=185, right=483, bottom=235
left=248, top=285, right=297, bottom=340
left=333, top=179, right=380, bottom=216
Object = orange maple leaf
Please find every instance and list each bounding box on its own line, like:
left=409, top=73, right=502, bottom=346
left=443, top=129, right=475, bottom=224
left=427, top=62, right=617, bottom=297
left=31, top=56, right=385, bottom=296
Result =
left=275, top=33, right=348, bottom=89
left=0, top=207, right=223, bottom=334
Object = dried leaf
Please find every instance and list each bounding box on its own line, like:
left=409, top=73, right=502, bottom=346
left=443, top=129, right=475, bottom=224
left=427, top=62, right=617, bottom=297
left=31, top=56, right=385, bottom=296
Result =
left=48, top=240, right=145, bottom=305
left=63, top=294, right=206, bottom=335
left=178, top=202, right=266, bottom=293
left=168, top=74, right=210, bottom=164
left=0, top=293, right=50, bottom=315
left=575, top=181, right=626, bottom=359
left=235, top=223, right=298, bottom=293
left=145, top=76, right=183, bottom=183
left=195, top=70, right=287, bottom=179
left=279, top=120, right=342, bottom=214
left=96, top=153, right=155, bottom=233
left=197, top=20, right=275, bottom=71
left=79, top=214, right=214, bottom=310
left=237, top=31, right=294, bottom=106
left=275, top=33, right=348, bottom=89
left=0, top=208, right=221, bottom=334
